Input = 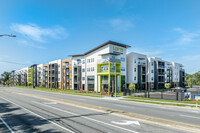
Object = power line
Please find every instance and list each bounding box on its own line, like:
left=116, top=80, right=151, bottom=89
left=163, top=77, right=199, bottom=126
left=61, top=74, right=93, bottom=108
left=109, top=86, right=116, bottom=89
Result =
left=0, top=61, right=29, bottom=66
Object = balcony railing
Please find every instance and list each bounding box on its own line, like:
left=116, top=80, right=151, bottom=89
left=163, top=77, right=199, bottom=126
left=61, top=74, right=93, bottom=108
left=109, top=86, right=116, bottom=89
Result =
left=158, top=79, right=165, bottom=83
left=97, top=58, right=121, bottom=64
left=110, top=69, right=121, bottom=73
left=102, top=80, right=108, bottom=84
left=142, top=71, right=146, bottom=75
left=97, top=69, right=120, bottom=73
left=158, top=72, right=165, bottom=75
left=158, top=65, right=165, bottom=69
left=88, top=80, right=94, bottom=84
left=142, top=79, right=146, bottom=83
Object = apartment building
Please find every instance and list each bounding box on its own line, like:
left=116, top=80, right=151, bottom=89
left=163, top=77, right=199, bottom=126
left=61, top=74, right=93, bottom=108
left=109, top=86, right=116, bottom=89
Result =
left=70, top=41, right=130, bottom=93
left=61, top=59, right=72, bottom=90
left=8, top=40, right=185, bottom=91
left=165, top=61, right=173, bottom=86
left=49, top=59, right=62, bottom=89
left=147, top=57, right=165, bottom=90
left=171, top=62, right=185, bottom=87
left=37, top=64, right=43, bottom=87
left=147, top=57, right=185, bottom=90
left=10, top=70, right=15, bottom=85
left=43, top=64, right=49, bottom=88
left=28, top=64, right=37, bottom=87
left=11, top=67, right=28, bottom=86
left=126, top=52, right=147, bottom=90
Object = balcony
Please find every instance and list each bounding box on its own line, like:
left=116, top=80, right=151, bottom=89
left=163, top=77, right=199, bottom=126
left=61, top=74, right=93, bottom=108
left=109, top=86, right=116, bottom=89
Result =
left=138, top=62, right=146, bottom=66
left=97, top=69, right=120, bottom=73
left=158, top=65, right=165, bottom=69
left=142, top=71, right=146, bottom=75
left=97, top=58, right=121, bottom=64
left=102, top=80, right=108, bottom=84
left=158, top=79, right=165, bottom=83
left=110, top=69, right=120, bottom=73
left=158, top=72, right=165, bottom=75
left=88, top=80, right=94, bottom=84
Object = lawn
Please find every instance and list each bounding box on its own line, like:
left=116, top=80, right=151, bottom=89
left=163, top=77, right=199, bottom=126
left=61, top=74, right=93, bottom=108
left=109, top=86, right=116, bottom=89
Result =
left=9, top=85, right=124, bottom=97
left=123, top=96, right=198, bottom=107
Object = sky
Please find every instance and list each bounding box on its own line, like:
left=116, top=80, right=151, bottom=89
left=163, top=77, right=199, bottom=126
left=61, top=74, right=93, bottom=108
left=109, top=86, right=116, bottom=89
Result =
left=0, top=0, right=200, bottom=75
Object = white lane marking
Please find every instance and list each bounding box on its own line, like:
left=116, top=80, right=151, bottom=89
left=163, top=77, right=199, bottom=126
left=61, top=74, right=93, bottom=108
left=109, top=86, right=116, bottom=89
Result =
left=180, top=114, right=200, bottom=120
left=0, top=116, right=15, bottom=133
left=0, top=97, right=75, bottom=133
left=43, top=102, right=57, bottom=105
left=32, top=101, right=139, bottom=133
left=111, top=120, right=140, bottom=126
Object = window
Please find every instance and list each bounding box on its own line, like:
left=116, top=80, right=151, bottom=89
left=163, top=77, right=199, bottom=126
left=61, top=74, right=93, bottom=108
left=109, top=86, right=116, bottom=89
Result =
left=151, top=70, right=153, bottom=73
left=77, top=60, right=81, bottom=64
left=121, top=67, right=125, bottom=71
left=58, top=71, right=60, bottom=74
left=134, top=59, right=136, bottom=63
left=151, top=62, right=154, bottom=66
left=134, top=68, right=136, bottom=72
left=112, top=56, right=116, bottom=59
left=82, top=60, right=85, bottom=64
left=111, top=65, right=115, bottom=71
left=120, top=57, right=125, bottom=62
left=82, top=77, right=85, bottom=80
left=69, top=62, right=72, bottom=66
left=102, top=65, right=108, bottom=71
left=151, top=84, right=154, bottom=89
left=134, top=77, right=136, bottom=80
left=82, top=68, right=85, bottom=72
left=87, top=67, right=90, bottom=72
left=151, top=77, right=154, bottom=81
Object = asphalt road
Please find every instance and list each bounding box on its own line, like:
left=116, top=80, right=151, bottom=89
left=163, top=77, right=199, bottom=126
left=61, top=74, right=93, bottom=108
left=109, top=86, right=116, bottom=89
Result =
left=0, top=86, right=200, bottom=133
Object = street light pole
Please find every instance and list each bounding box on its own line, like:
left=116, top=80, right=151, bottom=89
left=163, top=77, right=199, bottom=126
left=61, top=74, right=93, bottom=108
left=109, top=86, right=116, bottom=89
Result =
left=115, top=62, right=117, bottom=97
left=0, top=34, right=16, bottom=37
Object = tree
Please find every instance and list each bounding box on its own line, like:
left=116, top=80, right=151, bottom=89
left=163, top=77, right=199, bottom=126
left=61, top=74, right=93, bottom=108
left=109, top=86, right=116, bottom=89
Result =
left=165, top=83, right=170, bottom=90
left=129, top=83, right=135, bottom=95
left=1, top=72, right=10, bottom=85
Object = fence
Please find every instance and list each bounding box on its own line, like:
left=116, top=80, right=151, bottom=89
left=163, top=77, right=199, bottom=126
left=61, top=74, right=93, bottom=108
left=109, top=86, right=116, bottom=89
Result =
left=124, top=90, right=200, bottom=101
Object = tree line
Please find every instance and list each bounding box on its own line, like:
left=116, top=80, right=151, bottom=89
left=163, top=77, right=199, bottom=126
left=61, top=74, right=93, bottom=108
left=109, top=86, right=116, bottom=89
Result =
left=185, top=71, right=200, bottom=87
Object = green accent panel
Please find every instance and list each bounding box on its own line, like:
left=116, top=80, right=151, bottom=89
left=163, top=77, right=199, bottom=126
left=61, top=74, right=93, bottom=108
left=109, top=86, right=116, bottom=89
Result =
left=28, top=68, right=34, bottom=86
left=97, top=62, right=121, bottom=93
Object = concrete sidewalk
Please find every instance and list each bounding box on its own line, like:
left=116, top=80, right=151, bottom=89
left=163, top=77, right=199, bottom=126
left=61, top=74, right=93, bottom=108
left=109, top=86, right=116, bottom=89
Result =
left=102, top=96, right=200, bottom=107
left=123, top=98, right=200, bottom=107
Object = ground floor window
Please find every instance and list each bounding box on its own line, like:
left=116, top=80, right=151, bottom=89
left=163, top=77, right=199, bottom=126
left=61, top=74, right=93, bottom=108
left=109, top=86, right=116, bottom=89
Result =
left=88, top=84, right=94, bottom=91
left=151, top=84, right=154, bottom=89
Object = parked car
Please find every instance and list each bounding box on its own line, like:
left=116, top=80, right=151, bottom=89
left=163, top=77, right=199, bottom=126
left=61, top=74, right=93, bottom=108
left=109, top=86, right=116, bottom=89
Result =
left=171, top=87, right=187, bottom=92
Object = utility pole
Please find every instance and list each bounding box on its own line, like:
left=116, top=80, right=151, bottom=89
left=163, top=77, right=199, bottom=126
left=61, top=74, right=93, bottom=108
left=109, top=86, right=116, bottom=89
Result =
left=115, top=63, right=117, bottom=97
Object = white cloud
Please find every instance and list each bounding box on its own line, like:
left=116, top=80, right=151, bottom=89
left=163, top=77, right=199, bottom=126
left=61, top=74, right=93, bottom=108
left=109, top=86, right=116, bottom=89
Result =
left=18, top=40, right=46, bottom=49
left=109, top=18, right=133, bottom=31
left=181, top=54, right=200, bottom=74
left=10, top=23, right=69, bottom=43
left=173, top=27, right=200, bottom=45
left=128, top=47, right=163, bottom=57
